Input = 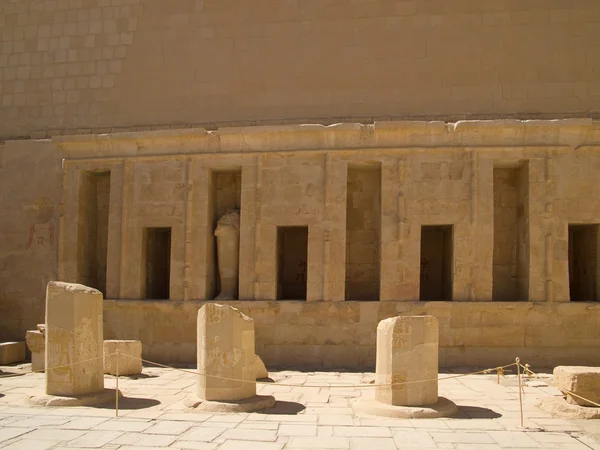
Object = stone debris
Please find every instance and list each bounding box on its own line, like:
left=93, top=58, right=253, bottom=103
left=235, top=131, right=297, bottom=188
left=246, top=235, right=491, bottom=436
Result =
left=103, top=340, right=142, bottom=376
left=0, top=342, right=26, bottom=365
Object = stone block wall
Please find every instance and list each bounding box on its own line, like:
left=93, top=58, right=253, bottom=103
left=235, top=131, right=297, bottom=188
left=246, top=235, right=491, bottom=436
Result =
left=102, top=300, right=600, bottom=369
left=2, top=119, right=600, bottom=369
left=1, top=1, right=600, bottom=139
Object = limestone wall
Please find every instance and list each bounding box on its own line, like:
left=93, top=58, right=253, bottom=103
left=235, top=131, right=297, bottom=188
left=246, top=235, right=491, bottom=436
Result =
left=1, top=1, right=600, bottom=139
left=54, top=120, right=600, bottom=305
left=103, top=300, right=600, bottom=369
left=2, top=119, right=600, bottom=369
left=0, top=140, right=62, bottom=339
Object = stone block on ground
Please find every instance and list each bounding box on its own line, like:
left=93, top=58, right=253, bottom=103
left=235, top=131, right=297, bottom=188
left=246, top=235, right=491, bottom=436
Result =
left=553, top=366, right=600, bottom=407
left=0, top=342, right=26, bottom=364
left=25, top=331, right=45, bottom=372
left=103, top=340, right=143, bottom=375
left=45, top=281, right=104, bottom=397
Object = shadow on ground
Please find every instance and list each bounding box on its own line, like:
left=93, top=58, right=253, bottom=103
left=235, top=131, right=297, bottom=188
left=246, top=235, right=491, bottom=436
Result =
left=457, top=405, right=502, bottom=419
left=121, top=373, right=159, bottom=380
left=257, top=400, right=306, bottom=415
left=96, top=396, right=161, bottom=410
left=257, top=377, right=275, bottom=383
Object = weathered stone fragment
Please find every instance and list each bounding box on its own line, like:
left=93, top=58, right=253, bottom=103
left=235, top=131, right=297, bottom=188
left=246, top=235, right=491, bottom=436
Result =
left=197, top=303, right=256, bottom=401
left=104, top=340, right=143, bottom=376
left=554, top=366, right=600, bottom=406
left=25, top=330, right=45, bottom=371
left=254, top=354, right=268, bottom=379
left=45, top=281, right=104, bottom=396
left=0, top=342, right=26, bottom=364
left=376, top=315, right=438, bottom=406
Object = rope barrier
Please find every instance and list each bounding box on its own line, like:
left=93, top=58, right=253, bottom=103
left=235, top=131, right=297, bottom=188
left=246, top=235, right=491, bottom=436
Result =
left=0, top=352, right=118, bottom=379
left=3, top=351, right=597, bottom=427
left=117, top=353, right=519, bottom=389
left=0, top=350, right=519, bottom=391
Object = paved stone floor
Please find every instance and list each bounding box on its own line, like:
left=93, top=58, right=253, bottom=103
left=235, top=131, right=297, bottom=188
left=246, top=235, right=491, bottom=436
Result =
left=1, top=364, right=599, bottom=449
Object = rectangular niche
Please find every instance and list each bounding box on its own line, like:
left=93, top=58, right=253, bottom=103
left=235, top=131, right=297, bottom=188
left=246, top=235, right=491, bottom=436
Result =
left=77, top=170, right=110, bottom=297
left=208, top=170, right=242, bottom=300
left=345, top=164, right=381, bottom=301
left=492, top=163, right=529, bottom=301
left=420, top=225, right=453, bottom=301
left=143, top=227, right=172, bottom=300
left=277, top=226, right=308, bottom=300
left=569, top=224, right=599, bottom=302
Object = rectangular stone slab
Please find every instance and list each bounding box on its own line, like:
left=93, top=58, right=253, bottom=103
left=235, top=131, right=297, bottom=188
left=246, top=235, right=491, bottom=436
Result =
left=103, top=340, right=142, bottom=376
left=0, top=342, right=26, bottom=364
left=554, top=366, right=600, bottom=406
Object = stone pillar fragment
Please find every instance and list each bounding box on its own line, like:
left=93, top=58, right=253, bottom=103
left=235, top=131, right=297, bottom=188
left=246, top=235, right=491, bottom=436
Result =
left=26, top=330, right=45, bottom=372
left=197, top=303, right=255, bottom=401
left=376, top=315, right=439, bottom=406
left=353, top=314, right=456, bottom=418
left=45, top=282, right=104, bottom=396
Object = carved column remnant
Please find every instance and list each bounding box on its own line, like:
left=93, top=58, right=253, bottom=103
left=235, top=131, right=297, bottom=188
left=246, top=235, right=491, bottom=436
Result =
left=352, top=315, right=457, bottom=418
left=215, top=209, right=240, bottom=300
left=189, top=303, right=275, bottom=412
left=197, top=303, right=255, bottom=401
left=45, top=282, right=104, bottom=396
left=376, top=315, right=439, bottom=406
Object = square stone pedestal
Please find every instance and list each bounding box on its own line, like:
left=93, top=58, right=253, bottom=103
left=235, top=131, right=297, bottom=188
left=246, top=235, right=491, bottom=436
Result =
left=186, top=303, right=275, bottom=412
left=352, top=315, right=457, bottom=418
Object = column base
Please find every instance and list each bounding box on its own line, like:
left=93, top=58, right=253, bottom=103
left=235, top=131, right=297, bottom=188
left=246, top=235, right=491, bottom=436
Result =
left=30, top=388, right=121, bottom=407
left=351, top=396, right=458, bottom=418
left=538, top=397, right=600, bottom=420
left=184, top=394, right=276, bottom=413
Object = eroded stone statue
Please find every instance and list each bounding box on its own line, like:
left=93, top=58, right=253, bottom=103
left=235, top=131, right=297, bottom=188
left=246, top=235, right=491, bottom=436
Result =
left=214, top=208, right=240, bottom=300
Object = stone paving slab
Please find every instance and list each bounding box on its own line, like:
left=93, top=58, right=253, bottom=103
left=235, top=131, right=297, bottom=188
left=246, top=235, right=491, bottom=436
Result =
left=1, top=365, right=600, bottom=449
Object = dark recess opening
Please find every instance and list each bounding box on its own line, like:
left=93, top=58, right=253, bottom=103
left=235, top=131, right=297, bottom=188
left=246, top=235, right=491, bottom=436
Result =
left=77, top=170, right=110, bottom=297
left=569, top=224, right=598, bottom=302
left=277, top=226, right=308, bottom=300
left=345, top=165, right=381, bottom=301
left=420, top=225, right=453, bottom=301
left=144, top=227, right=171, bottom=300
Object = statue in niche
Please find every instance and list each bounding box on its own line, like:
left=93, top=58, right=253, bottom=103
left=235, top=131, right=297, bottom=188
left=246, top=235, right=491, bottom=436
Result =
left=214, top=208, right=240, bottom=300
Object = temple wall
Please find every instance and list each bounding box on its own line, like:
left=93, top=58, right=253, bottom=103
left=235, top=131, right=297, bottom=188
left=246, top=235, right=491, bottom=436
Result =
left=103, top=300, right=600, bottom=369
left=0, top=140, right=62, bottom=338
left=1, top=1, right=600, bottom=139
left=2, top=120, right=600, bottom=369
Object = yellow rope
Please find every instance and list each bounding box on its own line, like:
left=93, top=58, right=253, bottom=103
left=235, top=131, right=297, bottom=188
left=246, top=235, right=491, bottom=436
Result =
left=519, top=363, right=600, bottom=408
left=0, top=352, right=117, bottom=379
left=0, top=351, right=518, bottom=392
left=120, top=353, right=518, bottom=390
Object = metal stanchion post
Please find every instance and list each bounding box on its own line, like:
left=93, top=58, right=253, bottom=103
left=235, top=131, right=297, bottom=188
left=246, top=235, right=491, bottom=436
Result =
left=115, top=350, right=120, bottom=418
left=516, top=357, right=524, bottom=428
